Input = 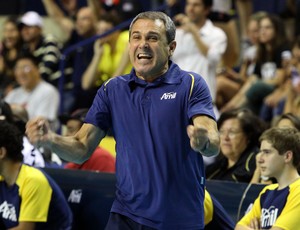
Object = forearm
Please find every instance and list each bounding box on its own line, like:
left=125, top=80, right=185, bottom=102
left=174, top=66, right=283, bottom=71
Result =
left=45, top=133, right=90, bottom=164
left=82, top=51, right=102, bottom=90
left=250, top=168, right=261, bottom=184
left=235, top=225, right=251, bottom=230
left=42, top=0, right=74, bottom=36
left=190, top=26, right=209, bottom=56
left=87, top=0, right=103, bottom=20
left=42, top=0, right=65, bottom=19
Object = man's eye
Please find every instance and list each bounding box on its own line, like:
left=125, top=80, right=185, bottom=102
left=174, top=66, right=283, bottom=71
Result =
left=149, top=36, right=158, bottom=41
left=132, top=35, right=140, bottom=40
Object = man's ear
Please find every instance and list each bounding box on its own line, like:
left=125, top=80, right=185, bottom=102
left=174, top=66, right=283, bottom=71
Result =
left=169, top=40, right=177, bottom=56
left=0, top=147, right=7, bottom=159
left=284, top=150, right=293, bottom=163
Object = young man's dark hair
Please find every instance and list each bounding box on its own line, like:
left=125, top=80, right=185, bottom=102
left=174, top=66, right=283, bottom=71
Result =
left=0, top=120, right=23, bottom=162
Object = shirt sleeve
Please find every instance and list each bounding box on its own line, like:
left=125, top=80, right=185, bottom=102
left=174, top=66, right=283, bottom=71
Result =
left=273, top=183, right=300, bottom=229
left=18, top=168, right=52, bottom=222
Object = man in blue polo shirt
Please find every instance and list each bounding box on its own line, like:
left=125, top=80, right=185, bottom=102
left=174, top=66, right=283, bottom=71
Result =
left=26, top=11, right=220, bottom=229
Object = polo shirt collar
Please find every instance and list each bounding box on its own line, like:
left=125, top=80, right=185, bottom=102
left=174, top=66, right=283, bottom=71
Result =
left=128, top=61, right=182, bottom=89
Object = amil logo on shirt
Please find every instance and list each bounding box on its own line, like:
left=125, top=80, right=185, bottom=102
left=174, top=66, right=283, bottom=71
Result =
left=160, top=92, right=177, bottom=100
left=0, top=201, right=17, bottom=221
left=261, top=206, right=278, bottom=228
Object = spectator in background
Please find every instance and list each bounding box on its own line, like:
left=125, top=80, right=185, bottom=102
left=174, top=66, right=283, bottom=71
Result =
left=60, top=108, right=115, bottom=172
left=82, top=13, right=132, bottom=90
left=0, top=17, right=23, bottom=98
left=172, top=0, right=227, bottom=117
left=216, top=11, right=267, bottom=111
left=235, top=0, right=253, bottom=53
left=236, top=127, right=300, bottom=230
left=26, top=11, right=220, bottom=229
left=0, top=120, right=72, bottom=229
left=88, top=0, right=144, bottom=21
left=0, top=100, right=45, bottom=167
left=42, top=0, right=99, bottom=112
left=222, top=14, right=291, bottom=116
left=5, top=53, right=59, bottom=130
left=274, top=113, right=300, bottom=130
left=206, top=108, right=268, bottom=183
left=19, top=11, right=62, bottom=86
left=276, top=36, right=300, bottom=118
left=209, top=0, right=239, bottom=68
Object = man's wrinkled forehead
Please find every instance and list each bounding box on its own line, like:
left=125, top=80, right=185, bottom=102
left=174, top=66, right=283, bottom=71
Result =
left=130, top=18, right=165, bottom=37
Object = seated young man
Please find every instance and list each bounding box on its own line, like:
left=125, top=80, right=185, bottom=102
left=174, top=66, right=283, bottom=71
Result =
left=235, top=127, right=300, bottom=230
left=0, top=120, right=72, bottom=229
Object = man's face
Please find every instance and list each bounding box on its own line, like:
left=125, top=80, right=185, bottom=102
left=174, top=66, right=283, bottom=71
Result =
left=75, top=8, right=95, bottom=37
left=258, top=140, right=286, bottom=179
left=185, top=0, right=208, bottom=23
left=14, top=58, right=40, bottom=90
left=129, top=18, right=176, bottom=81
left=21, top=25, right=41, bottom=43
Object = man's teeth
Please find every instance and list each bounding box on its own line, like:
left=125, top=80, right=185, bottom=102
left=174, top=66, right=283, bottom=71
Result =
left=138, top=54, right=152, bottom=59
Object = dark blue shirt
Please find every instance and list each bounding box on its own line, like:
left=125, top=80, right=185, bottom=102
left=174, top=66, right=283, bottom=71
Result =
left=85, top=61, right=215, bottom=229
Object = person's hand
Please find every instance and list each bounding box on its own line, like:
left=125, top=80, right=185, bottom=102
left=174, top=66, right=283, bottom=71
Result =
left=25, top=117, right=53, bottom=147
left=173, top=14, right=195, bottom=32
left=249, top=217, right=261, bottom=230
left=187, top=125, right=209, bottom=152
left=93, top=39, right=104, bottom=55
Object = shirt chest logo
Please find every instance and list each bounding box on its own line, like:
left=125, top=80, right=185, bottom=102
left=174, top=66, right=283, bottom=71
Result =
left=160, top=92, right=177, bottom=100
left=0, top=201, right=17, bottom=221
left=261, top=206, right=278, bottom=228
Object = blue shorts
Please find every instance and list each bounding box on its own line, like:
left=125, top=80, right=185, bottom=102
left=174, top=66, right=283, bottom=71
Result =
left=105, top=213, right=156, bottom=230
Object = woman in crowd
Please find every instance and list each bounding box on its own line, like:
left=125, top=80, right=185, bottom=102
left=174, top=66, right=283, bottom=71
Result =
left=221, top=14, right=291, bottom=116
left=206, top=108, right=268, bottom=182
left=216, top=11, right=267, bottom=110
left=0, top=17, right=23, bottom=98
left=81, top=13, right=132, bottom=90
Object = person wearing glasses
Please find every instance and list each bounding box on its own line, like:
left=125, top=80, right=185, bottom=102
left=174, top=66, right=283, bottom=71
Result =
left=206, top=108, right=267, bottom=183
left=4, top=53, right=59, bottom=130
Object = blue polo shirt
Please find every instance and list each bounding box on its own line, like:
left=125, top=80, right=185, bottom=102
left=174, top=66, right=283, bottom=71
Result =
left=85, top=61, right=215, bottom=229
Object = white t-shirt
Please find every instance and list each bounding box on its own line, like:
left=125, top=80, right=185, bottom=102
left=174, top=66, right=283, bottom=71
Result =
left=172, top=19, right=227, bottom=102
left=5, top=80, right=59, bottom=121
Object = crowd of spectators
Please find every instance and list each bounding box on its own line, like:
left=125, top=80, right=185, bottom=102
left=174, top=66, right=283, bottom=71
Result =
left=1, top=0, right=300, bottom=229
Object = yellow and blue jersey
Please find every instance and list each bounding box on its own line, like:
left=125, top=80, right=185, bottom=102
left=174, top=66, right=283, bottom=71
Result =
left=238, top=178, right=300, bottom=229
left=0, top=164, right=72, bottom=229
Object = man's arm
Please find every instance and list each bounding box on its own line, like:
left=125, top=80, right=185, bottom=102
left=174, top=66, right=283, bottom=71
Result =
left=26, top=117, right=106, bottom=164
left=235, top=223, right=284, bottom=230
left=235, top=224, right=252, bottom=230
left=87, top=0, right=103, bottom=20
left=10, top=222, right=35, bottom=230
left=187, top=115, right=220, bottom=157
left=173, top=14, right=209, bottom=56
left=42, top=0, right=74, bottom=38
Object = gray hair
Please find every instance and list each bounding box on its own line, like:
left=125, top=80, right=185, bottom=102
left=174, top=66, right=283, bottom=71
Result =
left=129, top=11, right=176, bottom=44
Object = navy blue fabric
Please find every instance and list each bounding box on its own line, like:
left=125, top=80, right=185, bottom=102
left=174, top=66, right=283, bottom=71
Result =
left=85, top=61, right=215, bottom=229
